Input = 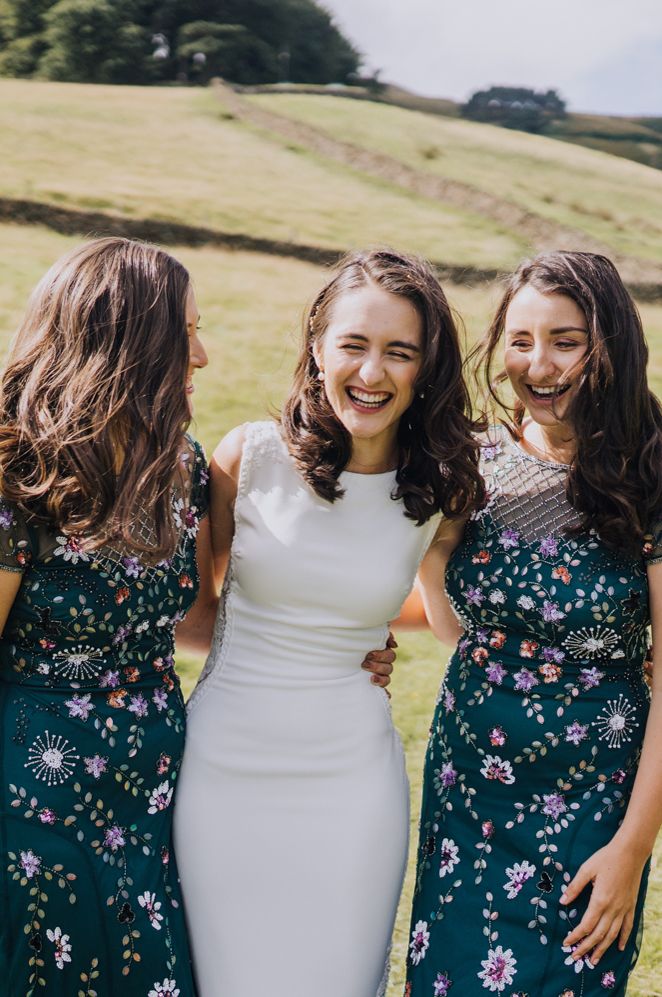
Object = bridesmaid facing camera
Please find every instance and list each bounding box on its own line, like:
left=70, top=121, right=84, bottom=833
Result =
left=405, top=251, right=662, bottom=997
left=174, top=248, right=485, bottom=997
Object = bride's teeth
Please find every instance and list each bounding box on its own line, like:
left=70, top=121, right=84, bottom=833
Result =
left=348, top=389, right=390, bottom=406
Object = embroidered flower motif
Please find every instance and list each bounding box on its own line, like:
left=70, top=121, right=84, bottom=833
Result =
left=39, top=807, right=57, bottom=824
left=488, top=589, right=506, bottom=605
left=477, top=944, right=517, bottom=991
left=562, top=943, right=595, bottom=973
left=20, top=849, right=42, bottom=878
left=486, top=662, right=507, bottom=685
left=480, top=755, right=515, bottom=785
left=541, top=646, right=565, bottom=664
left=0, top=502, right=15, bottom=529
left=138, top=891, right=164, bottom=930
left=601, top=970, right=616, bottom=988
left=538, top=535, right=559, bottom=557
left=552, top=566, right=572, bottom=584
left=46, top=926, right=72, bottom=969
left=84, top=754, right=108, bottom=779
left=542, top=792, right=567, bottom=820
left=503, top=860, right=536, bottom=899
left=409, top=920, right=430, bottom=965
left=516, top=595, right=535, bottom=611
left=25, top=732, right=79, bottom=786
left=611, top=768, right=627, bottom=784
left=472, top=550, right=491, bottom=564
left=103, top=825, right=126, bottom=851
left=489, top=630, right=506, bottom=649
left=466, top=585, right=485, bottom=606
left=539, top=662, right=563, bottom=683
left=472, top=647, right=489, bottom=665
left=564, top=720, right=589, bottom=746
left=121, top=555, right=142, bottom=579
left=593, top=695, right=640, bottom=749
left=100, top=668, right=120, bottom=688
left=540, top=600, right=565, bottom=623
left=433, top=971, right=453, bottom=995
left=436, top=762, right=458, bottom=789
left=53, top=536, right=90, bottom=564
left=128, top=693, right=149, bottom=719
left=152, top=688, right=168, bottom=712
left=438, top=838, right=460, bottom=877
left=519, top=640, right=539, bottom=659
left=52, top=645, right=104, bottom=681
left=488, top=725, right=507, bottom=747
left=148, top=980, right=180, bottom=997
left=481, top=820, right=495, bottom=840
left=563, top=627, right=620, bottom=659
left=578, top=666, right=605, bottom=690
left=148, top=781, right=173, bottom=814
left=156, top=752, right=172, bottom=775
left=513, top=667, right=539, bottom=693
left=64, top=693, right=93, bottom=721
left=499, top=529, right=520, bottom=550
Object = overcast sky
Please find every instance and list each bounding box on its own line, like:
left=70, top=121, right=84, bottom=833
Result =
left=323, top=0, right=662, bottom=116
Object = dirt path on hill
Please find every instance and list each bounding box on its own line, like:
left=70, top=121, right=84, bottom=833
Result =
left=215, top=83, right=662, bottom=287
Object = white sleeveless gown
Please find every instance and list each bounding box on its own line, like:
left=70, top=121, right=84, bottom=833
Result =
left=174, top=421, right=439, bottom=996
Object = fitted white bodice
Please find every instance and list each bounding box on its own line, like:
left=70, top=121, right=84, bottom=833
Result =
left=190, top=420, right=440, bottom=701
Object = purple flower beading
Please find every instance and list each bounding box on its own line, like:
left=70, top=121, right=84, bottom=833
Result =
left=542, top=646, right=565, bottom=664
left=513, top=667, right=539, bottom=693
left=465, top=586, right=485, bottom=606
left=486, top=662, right=507, bottom=685
left=103, top=825, right=126, bottom=851
left=540, top=600, right=565, bottom=623
left=538, top=535, right=559, bottom=558
left=579, top=666, right=605, bottom=690
left=542, top=792, right=567, bottom=820
left=499, top=528, right=520, bottom=550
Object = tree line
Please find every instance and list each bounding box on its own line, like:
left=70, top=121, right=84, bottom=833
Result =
left=0, top=0, right=361, bottom=85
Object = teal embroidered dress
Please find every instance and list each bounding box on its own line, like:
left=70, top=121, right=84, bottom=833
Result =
left=406, top=427, right=658, bottom=997
left=0, top=438, right=207, bottom=997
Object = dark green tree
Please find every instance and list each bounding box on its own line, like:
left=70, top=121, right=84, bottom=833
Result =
left=462, top=86, right=567, bottom=133
left=0, top=0, right=361, bottom=84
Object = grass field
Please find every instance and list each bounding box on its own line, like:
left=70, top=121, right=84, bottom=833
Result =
left=249, top=93, right=662, bottom=267
left=0, top=79, right=527, bottom=268
left=1, top=217, right=660, bottom=995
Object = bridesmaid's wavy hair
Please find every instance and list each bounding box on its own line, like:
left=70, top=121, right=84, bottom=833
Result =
left=281, top=248, right=485, bottom=524
left=474, top=250, right=662, bottom=555
left=0, top=236, right=193, bottom=556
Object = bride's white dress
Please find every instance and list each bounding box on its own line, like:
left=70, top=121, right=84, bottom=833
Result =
left=174, top=421, right=439, bottom=996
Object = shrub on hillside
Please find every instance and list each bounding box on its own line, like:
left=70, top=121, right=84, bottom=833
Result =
left=462, top=86, right=566, bottom=133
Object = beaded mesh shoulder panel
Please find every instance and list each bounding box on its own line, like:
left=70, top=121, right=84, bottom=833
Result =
left=477, top=426, right=581, bottom=543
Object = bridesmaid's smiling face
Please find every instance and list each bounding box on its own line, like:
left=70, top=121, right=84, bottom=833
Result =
left=313, top=283, right=423, bottom=462
left=504, top=285, right=589, bottom=431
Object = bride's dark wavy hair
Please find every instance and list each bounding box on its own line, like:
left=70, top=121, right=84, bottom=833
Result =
left=0, top=236, right=193, bottom=556
left=473, top=250, right=662, bottom=555
left=281, top=248, right=485, bottom=524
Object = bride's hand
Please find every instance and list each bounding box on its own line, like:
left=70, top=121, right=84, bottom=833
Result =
left=361, top=631, right=398, bottom=693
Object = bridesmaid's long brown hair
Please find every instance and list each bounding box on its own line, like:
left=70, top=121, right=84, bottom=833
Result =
left=0, top=237, right=193, bottom=556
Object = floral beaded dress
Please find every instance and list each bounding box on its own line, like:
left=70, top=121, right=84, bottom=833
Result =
left=405, top=426, right=659, bottom=997
left=0, top=437, right=208, bottom=997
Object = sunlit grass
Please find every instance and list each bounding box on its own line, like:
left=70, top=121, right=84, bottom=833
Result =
left=0, top=79, right=527, bottom=268
left=250, top=93, right=662, bottom=266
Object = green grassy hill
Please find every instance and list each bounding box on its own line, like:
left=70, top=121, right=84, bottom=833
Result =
left=248, top=92, right=662, bottom=268
left=1, top=78, right=661, bottom=997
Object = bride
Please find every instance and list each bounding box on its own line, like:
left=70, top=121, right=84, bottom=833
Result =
left=174, top=248, right=484, bottom=996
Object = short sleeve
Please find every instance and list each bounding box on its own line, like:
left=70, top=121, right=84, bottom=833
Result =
left=643, top=519, right=662, bottom=565
left=187, top=437, right=210, bottom=520
left=0, top=497, right=33, bottom=573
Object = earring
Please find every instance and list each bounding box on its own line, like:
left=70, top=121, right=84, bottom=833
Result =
left=418, top=390, right=425, bottom=399
left=317, top=370, right=325, bottom=382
